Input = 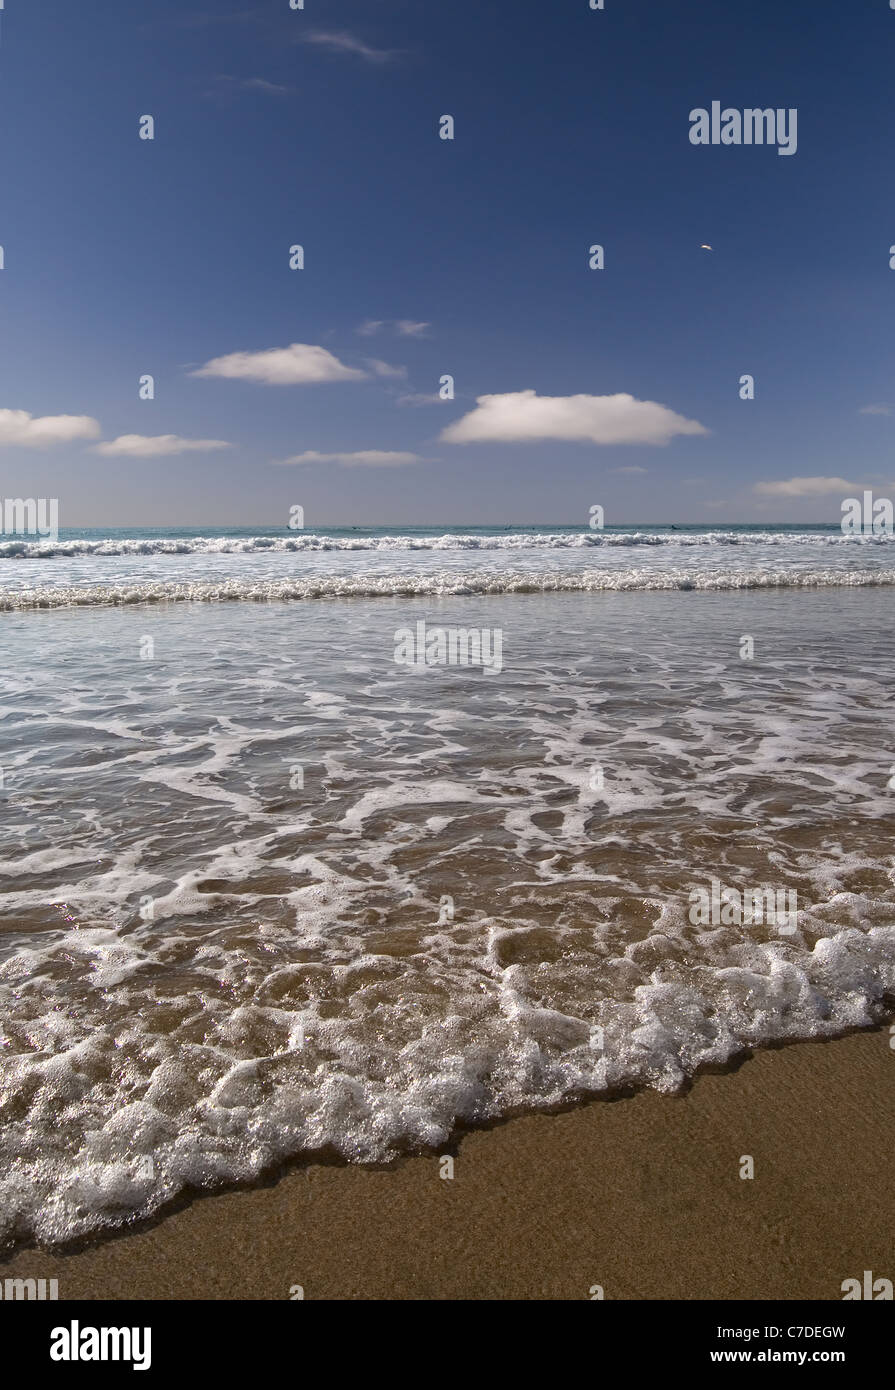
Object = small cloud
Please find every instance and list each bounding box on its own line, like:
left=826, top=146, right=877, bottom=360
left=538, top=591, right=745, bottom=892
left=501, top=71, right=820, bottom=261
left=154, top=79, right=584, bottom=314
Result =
left=303, top=31, right=397, bottom=63
left=609, top=465, right=648, bottom=475
left=859, top=403, right=891, bottom=416
left=356, top=319, right=430, bottom=338
left=94, top=435, right=231, bottom=457
left=365, top=359, right=407, bottom=380
left=0, top=409, right=101, bottom=447
left=192, top=343, right=368, bottom=386
left=754, top=476, right=854, bottom=497
left=396, top=393, right=442, bottom=407
left=440, top=391, right=708, bottom=447
left=273, top=450, right=429, bottom=468
left=212, top=76, right=291, bottom=95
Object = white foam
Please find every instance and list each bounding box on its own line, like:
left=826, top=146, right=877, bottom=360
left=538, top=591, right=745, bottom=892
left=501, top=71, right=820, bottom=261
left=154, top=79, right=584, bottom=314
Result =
left=1, top=529, right=894, bottom=560
left=1, top=568, right=894, bottom=1249
left=1, top=565, right=895, bottom=609
left=0, top=920, right=891, bottom=1248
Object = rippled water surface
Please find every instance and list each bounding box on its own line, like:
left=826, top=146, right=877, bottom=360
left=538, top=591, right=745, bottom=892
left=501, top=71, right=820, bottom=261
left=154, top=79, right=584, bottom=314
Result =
left=0, top=528, right=893, bottom=1246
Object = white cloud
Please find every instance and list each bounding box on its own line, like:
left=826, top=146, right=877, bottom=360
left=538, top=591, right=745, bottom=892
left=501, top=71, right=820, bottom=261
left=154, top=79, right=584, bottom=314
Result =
left=754, top=476, right=854, bottom=497
left=304, top=31, right=396, bottom=63
left=440, top=391, right=708, bottom=446
left=0, top=409, right=101, bottom=448
left=859, top=403, right=891, bottom=416
left=357, top=319, right=430, bottom=338
left=365, top=359, right=407, bottom=380
left=610, top=465, right=648, bottom=475
left=192, top=343, right=367, bottom=385
left=94, top=435, right=231, bottom=457
left=214, top=76, right=291, bottom=95
left=273, top=450, right=428, bottom=468
left=397, top=392, right=442, bottom=407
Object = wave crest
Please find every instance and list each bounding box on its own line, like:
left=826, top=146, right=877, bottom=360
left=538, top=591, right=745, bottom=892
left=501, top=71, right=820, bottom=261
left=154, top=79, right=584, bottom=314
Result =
left=3, top=567, right=895, bottom=609
left=1, top=528, right=893, bottom=560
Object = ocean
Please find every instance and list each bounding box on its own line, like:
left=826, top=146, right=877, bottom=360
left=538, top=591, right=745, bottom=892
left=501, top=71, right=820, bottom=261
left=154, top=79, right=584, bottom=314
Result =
left=1, top=522, right=894, bottom=1246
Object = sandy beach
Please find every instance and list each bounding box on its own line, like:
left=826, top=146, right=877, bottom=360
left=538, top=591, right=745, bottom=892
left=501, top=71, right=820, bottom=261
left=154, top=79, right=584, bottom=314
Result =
left=6, top=0, right=895, bottom=1327
left=2, top=1028, right=891, bottom=1301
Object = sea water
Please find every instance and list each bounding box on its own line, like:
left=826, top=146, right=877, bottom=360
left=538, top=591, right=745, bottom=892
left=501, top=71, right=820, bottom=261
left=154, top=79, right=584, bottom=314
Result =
left=0, top=524, right=893, bottom=1245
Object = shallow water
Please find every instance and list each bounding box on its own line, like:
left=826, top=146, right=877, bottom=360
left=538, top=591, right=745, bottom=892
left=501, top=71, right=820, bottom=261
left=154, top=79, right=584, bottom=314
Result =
left=0, top=531, right=893, bottom=1246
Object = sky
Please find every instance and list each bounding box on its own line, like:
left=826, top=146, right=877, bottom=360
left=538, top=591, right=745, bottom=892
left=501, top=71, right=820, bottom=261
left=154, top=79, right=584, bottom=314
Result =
left=1, top=0, right=894, bottom=527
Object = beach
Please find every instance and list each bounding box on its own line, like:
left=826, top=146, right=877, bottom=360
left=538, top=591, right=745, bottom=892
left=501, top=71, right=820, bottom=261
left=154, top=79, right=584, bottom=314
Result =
left=5, top=0, right=894, bottom=1316
left=1, top=526, right=894, bottom=1287
left=1, top=1028, right=891, bottom=1299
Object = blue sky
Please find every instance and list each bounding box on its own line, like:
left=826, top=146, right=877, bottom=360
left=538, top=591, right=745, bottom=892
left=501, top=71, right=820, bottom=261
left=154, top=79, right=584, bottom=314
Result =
left=1, top=0, right=894, bottom=526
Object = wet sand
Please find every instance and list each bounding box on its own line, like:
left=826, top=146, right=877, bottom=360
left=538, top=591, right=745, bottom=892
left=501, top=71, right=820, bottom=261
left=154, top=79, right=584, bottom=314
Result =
left=2, top=1029, right=892, bottom=1300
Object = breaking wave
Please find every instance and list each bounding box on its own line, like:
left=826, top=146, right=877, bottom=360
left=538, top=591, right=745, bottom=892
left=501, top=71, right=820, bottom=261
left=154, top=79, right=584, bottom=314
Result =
left=1, top=528, right=894, bottom=560
left=2, top=567, right=895, bottom=609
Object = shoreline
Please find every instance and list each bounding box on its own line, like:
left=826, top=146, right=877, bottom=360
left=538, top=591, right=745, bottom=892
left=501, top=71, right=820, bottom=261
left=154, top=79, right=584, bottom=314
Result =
left=2, top=1028, right=892, bottom=1300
